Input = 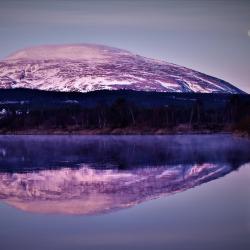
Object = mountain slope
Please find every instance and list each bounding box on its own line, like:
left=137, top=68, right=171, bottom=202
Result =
left=0, top=44, right=244, bottom=94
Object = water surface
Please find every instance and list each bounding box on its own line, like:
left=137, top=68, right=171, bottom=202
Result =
left=0, top=135, right=249, bottom=249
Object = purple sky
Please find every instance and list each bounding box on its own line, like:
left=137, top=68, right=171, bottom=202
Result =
left=0, top=0, right=249, bottom=93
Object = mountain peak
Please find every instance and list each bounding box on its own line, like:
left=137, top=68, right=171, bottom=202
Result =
left=0, top=43, right=244, bottom=94
left=4, top=44, right=132, bottom=62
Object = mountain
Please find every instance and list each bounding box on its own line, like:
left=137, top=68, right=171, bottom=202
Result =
left=0, top=44, right=244, bottom=94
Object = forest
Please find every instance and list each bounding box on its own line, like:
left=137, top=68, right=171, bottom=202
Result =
left=0, top=89, right=249, bottom=134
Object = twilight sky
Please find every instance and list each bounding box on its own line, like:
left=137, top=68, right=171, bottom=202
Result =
left=0, top=0, right=249, bottom=93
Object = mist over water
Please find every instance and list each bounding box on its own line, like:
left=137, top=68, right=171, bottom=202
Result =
left=0, top=134, right=249, bottom=172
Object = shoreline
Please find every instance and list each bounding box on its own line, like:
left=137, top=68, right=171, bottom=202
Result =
left=0, top=128, right=248, bottom=138
left=0, top=128, right=235, bottom=136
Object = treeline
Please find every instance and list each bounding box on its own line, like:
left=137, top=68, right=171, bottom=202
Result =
left=0, top=93, right=249, bottom=134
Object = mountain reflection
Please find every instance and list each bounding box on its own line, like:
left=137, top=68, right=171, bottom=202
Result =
left=0, top=135, right=250, bottom=215
left=0, top=163, right=235, bottom=215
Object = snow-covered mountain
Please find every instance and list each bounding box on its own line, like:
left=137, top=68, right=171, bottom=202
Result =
left=0, top=44, right=244, bottom=94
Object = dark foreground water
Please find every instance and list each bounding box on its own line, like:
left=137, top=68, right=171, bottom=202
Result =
left=0, top=134, right=249, bottom=250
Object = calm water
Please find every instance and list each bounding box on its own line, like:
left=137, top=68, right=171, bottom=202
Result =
left=0, top=134, right=249, bottom=250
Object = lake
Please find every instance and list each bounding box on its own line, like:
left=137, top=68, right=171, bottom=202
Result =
left=0, top=134, right=249, bottom=250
